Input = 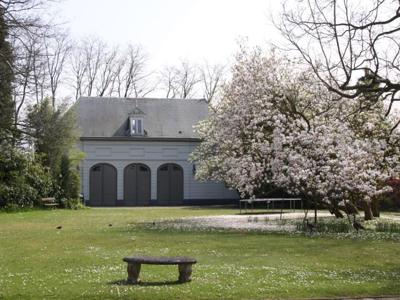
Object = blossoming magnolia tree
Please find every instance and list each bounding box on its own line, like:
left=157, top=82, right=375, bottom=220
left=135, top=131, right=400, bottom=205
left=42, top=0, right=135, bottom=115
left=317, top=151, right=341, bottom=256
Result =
left=191, top=47, right=400, bottom=220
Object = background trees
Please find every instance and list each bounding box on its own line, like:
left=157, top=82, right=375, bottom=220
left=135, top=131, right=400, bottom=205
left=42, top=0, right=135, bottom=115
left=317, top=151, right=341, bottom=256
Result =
left=0, top=0, right=227, bottom=209
left=2, top=0, right=398, bottom=214
left=2, top=0, right=228, bottom=140
left=0, top=1, right=82, bottom=208
left=0, top=6, right=14, bottom=141
left=25, top=99, right=78, bottom=175
left=160, top=60, right=225, bottom=103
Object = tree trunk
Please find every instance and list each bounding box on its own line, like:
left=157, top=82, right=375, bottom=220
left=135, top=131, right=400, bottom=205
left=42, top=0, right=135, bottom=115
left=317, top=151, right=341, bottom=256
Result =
left=331, top=201, right=344, bottom=218
left=371, top=198, right=380, bottom=218
left=314, top=203, right=318, bottom=223
left=344, top=201, right=358, bottom=215
left=333, top=210, right=344, bottom=218
left=361, top=201, right=373, bottom=220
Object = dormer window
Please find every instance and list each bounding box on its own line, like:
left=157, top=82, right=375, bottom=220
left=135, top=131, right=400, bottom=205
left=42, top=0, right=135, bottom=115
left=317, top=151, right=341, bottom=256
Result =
left=130, top=117, right=143, bottom=135
left=128, top=105, right=145, bottom=136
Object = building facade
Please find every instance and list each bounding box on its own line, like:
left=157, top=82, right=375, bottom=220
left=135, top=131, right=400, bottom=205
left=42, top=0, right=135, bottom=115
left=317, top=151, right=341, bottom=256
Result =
left=77, top=97, right=239, bottom=206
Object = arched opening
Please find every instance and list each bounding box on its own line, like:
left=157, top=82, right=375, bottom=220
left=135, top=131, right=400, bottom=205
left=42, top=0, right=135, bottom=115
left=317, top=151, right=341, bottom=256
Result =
left=124, top=163, right=151, bottom=206
left=89, top=163, right=117, bottom=206
left=157, top=163, right=183, bottom=205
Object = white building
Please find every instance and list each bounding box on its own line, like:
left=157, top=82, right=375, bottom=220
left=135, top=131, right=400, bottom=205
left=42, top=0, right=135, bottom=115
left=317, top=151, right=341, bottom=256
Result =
left=77, top=97, right=239, bottom=206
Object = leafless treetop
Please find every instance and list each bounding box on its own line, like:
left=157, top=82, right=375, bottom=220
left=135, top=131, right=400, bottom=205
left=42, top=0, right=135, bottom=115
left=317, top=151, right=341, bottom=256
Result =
left=278, top=0, right=400, bottom=118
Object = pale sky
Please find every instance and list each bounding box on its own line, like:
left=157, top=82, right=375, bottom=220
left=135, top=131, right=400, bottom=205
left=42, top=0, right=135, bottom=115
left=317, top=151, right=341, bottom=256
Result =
left=52, top=0, right=284, bottom=69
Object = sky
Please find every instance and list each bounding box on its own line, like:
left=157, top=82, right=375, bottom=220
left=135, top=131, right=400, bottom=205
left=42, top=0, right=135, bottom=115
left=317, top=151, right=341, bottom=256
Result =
left=52, top=0, right=284, bottom=70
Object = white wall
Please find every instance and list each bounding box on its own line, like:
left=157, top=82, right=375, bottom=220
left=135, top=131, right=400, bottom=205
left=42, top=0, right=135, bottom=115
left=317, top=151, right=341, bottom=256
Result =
left=80, top=140, right=239, bottom=203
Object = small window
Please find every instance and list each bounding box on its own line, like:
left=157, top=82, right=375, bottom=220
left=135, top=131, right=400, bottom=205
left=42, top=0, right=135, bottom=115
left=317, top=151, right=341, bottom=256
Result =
left=130, top=117, right=143, bottom=135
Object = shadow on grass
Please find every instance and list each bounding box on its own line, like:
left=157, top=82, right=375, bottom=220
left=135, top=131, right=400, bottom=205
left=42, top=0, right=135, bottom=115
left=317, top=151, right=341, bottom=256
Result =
left=109, top=279, right=184, bottom=286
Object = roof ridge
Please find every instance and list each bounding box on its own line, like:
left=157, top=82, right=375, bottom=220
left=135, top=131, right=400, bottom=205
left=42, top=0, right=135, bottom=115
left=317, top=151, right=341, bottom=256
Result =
left=78, top=96, right=206, bottom=103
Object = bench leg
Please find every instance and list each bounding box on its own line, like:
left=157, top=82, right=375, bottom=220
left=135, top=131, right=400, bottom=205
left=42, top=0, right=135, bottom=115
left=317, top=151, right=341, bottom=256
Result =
left=178, top=264, right=192, bottom=283
left=127, top=263, right=141, bottom=284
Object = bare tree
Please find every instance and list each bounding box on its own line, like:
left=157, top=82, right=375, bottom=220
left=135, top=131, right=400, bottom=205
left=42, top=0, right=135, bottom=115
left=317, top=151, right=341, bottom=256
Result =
left=11, top=26, right=50, bottom=124
left=12, top=28, right=71, bottom=122
left=1, top=0, right=53, bottom=127
left=69, top=40, right=154, bottom=99
left=0, top=0, right=50, bottom=36
left=70, top=43, right=87, bottom=100
left=176, top=60, right=200, bottom=98
left=44, top=31, right=71, bottom=107
left=278, top=0, right=400, bottom=129
left=31, top=37, right=47, bottom=104
left=95, top=45, right=118, bottom=97
left=200, top=62, right=225, bottom=103
left=83, top=37, right=104, bottom=97
left=118, top=44, right=154, bottom=98
left=160, top=66, right=179, bottom=98
left=109, top=54, right=125, bottom=97
left=12, top=32, right=36, bottom=124
left=160, top=60, right=200, bottom=99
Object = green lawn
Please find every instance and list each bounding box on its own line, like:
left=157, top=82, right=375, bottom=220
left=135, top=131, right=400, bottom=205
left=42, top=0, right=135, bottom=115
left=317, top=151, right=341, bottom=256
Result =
left=0, top=207, right=399, bottom=300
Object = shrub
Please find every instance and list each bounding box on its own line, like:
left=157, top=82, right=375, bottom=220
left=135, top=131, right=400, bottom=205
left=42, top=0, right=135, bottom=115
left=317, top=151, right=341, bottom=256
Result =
left=1, top=202, right=38, bottom=212
left=26, top=156, right=54, bottom=199
left=59, top=154, right=79, bottom=199
left=0, top=183, right=38, bottom=208
left=60, top=198, right=86, bottom=210
left=0, top=146, right=54, bottom=208
left=375, top=221, right=400, bottom=233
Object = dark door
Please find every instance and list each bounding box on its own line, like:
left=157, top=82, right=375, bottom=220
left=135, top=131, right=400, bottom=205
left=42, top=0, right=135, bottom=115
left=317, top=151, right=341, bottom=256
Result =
left=157, top=163, right=183, bottom=205
left=157, top=164, right=170, bottom=205
left=89, top=165, right=103, bottom=206
left=89, top=163, right=117, bottom=206
left=124, top=163, right=151, bottom=206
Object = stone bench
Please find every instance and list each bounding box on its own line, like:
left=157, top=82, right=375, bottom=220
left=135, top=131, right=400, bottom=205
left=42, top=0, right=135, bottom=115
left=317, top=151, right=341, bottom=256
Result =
left=123, top=255, right=197, bottom=284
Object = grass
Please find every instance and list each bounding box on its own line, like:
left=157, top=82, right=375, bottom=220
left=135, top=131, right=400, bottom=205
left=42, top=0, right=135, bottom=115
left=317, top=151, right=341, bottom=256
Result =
left=0, top=207, right=399, bottom=299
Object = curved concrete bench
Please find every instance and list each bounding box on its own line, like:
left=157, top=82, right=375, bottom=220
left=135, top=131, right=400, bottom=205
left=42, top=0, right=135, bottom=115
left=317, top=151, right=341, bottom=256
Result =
left=123, top=256, right=197, bottom=284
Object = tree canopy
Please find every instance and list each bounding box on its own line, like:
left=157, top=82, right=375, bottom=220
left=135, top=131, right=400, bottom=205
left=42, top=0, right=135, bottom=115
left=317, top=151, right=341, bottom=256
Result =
left=191, top=47, right=400, bottom=220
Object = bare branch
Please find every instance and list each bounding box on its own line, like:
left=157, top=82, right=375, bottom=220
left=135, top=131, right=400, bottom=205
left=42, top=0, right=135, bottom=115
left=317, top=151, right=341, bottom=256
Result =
left=200, top=62, right=225, bottom=104
left=160, top=60, right=201, bottom=99
left=277, top=0, right=400, bottom=128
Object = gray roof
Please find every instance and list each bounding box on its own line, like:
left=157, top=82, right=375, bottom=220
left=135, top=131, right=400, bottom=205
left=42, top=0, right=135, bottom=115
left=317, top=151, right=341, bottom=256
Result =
left=76, top=97, right=209, bottom=139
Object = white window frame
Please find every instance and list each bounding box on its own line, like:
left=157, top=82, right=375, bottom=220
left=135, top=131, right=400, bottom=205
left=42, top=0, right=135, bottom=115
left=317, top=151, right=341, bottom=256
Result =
left=130, top=117, right=144, bottom=135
